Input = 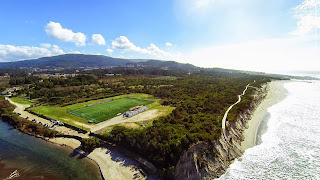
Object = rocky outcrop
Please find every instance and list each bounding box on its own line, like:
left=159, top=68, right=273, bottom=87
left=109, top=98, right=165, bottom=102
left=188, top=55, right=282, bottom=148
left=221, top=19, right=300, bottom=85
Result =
left=174, top=85, right=267, bottom=180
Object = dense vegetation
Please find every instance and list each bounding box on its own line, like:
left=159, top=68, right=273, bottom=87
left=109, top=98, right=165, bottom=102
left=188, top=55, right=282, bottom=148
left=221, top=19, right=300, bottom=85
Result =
left=81, top=137, right=102, bottom=152
left=18, top=75, right=104, bottom=105
left=0, top=96, right=58, bottom=137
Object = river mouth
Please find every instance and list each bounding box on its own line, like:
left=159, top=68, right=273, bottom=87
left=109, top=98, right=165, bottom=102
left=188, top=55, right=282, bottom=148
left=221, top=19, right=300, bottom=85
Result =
left=0, top=120, right=101, bottom=180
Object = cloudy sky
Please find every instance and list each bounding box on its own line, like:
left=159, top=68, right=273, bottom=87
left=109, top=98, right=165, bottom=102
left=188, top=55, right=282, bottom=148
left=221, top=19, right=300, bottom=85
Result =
left=0, top=0, right=319, bottom=73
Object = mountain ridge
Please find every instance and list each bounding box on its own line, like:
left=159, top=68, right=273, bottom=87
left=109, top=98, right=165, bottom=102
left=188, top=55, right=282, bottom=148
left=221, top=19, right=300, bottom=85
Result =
left=0, top=54, right=198, bottom=71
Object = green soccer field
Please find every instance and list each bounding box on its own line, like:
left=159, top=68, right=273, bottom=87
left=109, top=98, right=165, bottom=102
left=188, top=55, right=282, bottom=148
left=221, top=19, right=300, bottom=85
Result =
left=69, top=98, right=152, bottom=123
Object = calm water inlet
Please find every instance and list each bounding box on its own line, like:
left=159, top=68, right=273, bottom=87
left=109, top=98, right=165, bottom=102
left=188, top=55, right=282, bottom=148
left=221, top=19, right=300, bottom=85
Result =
left=0, top=119, right=101, bottom=180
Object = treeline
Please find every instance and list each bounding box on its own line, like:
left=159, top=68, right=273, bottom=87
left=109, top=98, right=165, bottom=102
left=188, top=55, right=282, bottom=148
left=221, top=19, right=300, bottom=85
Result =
left=31, top=75, right=99, bottom=88
left=0, top=96, right=58, bottom=137
left=9, top=75, right=40, bottom=85
left=84, top=67, right=188, bottom=78
left=20, top=75, right=106, bottom=104
left=17, top=74, right=177, bottom=105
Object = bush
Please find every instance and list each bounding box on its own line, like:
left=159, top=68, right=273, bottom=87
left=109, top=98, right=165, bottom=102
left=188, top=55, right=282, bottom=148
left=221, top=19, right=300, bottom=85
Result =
left=81, top=137, right=102, bottom=152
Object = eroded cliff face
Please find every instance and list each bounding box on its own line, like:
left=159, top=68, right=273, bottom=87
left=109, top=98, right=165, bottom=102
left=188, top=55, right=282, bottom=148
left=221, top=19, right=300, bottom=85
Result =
left=174, top=85, right=267, bottom=180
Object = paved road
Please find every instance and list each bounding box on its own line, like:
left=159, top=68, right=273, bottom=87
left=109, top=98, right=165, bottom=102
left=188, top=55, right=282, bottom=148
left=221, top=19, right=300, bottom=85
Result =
left=222, top=84, right=250, bottom=143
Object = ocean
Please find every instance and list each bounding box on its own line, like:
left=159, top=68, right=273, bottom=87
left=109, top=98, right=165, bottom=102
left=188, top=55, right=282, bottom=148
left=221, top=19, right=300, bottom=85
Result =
left=0, top=120, right=101, bottom=180
left=220, top=77, right=320, bottom=179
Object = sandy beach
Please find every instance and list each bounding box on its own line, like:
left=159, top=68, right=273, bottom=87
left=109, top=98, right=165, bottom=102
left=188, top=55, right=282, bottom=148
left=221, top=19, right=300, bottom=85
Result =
left=48, top=137, right=145, bottom=180
left=88, top=148, right=145, bottom=180
left=48, top=137, right=82, bottom=149
left=241, top=80, right=288, bottom=150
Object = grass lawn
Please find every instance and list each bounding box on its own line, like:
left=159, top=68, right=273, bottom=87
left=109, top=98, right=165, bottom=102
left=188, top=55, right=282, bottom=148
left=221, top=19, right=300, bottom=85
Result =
left=28, top=94, right=162, bottom=127
left=70, top=98, right=152, bottom=123
left=10, top=96, right=35, bottom=105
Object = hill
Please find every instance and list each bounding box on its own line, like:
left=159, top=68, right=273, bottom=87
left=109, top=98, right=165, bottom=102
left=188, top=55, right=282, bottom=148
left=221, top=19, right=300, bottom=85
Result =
left=0, top=54, right=199, bottom=71
left=0, top=54, right=133, bottom=69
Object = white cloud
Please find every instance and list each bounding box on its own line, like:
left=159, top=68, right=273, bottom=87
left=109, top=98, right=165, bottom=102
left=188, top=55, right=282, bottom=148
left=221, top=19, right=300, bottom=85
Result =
left=0, top=44, right=64, bottom=62
left=91, top=34, right=106, bottom=45
left=106, top=48, right=113, bottom=54
left=40, top=43, right=51, bottom=48
left=293, top=15, right=320, bottom=35
left=147, top=44, right=168, bottom=55
left=111, top=36, right=183, bottom=60
left=166, top=42, right=173, bottom=46
left=292, top=0, right=320, bottom=35
left=111, top=36, right=176, bottom=58
left=45, top=21, right=87, bottom=46
left=111, top=36, right=148, bottom=53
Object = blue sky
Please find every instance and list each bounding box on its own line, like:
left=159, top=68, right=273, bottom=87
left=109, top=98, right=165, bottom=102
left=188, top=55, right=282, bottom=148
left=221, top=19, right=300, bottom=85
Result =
left=1, top=0, right=320, bottom=73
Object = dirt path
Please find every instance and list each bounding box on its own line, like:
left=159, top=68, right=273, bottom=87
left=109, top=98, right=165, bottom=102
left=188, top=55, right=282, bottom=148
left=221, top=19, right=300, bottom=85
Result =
left=5, top=97, right=89, bottom=138
left=61, top=109, right=162, bottom=133
left=221, top=83, right=250, bottom=148
left=91, top=109, right=161, bottom=133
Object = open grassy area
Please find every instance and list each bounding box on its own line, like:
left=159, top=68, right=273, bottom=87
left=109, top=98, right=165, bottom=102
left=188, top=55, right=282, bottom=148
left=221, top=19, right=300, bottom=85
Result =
left=28, top=94, right=166, bottom=127
left=70, top=98, right=153, bottom=123
left=10, top=96, right=35, bottom=105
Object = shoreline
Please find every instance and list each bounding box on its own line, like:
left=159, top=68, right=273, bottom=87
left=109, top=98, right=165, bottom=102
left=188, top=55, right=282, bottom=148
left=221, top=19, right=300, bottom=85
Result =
left=241, top=80, right=289, bottom=150
left=0, top=120, right=101, bottom=180
left=47, top=137, right=146, bottom=180
left=38, top=135, right=147, bottom=180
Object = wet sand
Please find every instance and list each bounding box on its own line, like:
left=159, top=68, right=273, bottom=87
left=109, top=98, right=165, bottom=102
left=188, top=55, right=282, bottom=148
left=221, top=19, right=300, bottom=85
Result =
left=241, top=80, right=288, bottom=150
left=49, top=137, right=146, bottom=180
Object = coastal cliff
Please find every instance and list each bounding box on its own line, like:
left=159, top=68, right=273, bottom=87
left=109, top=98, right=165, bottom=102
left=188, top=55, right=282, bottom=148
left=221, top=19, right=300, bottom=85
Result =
left=174, top=84, right=268, bottom=180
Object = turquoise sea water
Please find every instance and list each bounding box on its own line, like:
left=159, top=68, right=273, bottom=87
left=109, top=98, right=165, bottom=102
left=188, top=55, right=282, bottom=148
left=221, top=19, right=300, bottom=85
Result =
left=220, top=78, right=320, bottom=179
left=0, top=120, right=101, bottom=180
